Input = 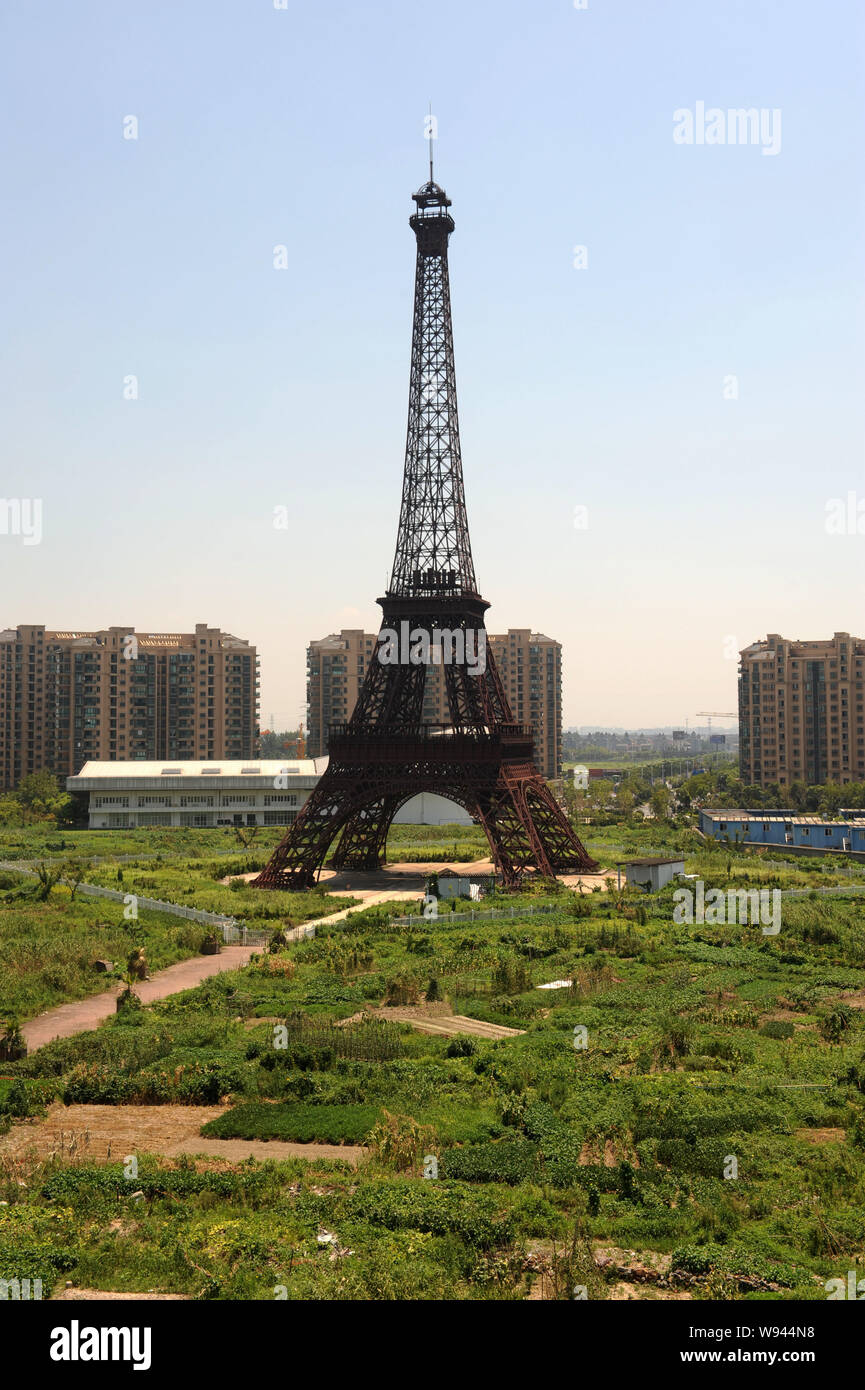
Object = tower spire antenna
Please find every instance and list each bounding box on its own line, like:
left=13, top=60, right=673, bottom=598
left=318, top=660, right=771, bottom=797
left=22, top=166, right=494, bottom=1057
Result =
left=428, top=101, right=434, bottom=183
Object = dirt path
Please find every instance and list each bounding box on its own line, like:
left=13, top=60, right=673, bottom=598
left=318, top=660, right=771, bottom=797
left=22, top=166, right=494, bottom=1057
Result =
left=227, top=860, right=614, bottom=899
left=0, top=1102, right=368, bottom=1166
left=52, top=1289, right=191, bottom=1301
left=377, top=1010, right=524, bottom=1040
left=18, top=854, right=606, bottom=1061
left=401, top=1014, right=524, bottom=1039
left=21, top=946, right=262, bottom=1053
left=288, top=890, right=419, bottom=931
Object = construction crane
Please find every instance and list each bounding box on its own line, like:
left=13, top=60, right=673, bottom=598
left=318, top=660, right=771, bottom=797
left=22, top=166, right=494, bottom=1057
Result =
left=696, top=711, right=738, bottom=742
left=282, top=715, right=306, bottom=760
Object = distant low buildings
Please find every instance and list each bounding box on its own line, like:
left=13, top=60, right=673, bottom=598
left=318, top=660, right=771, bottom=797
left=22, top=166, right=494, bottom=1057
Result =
left=68, top=759, right=320, bottom=830
left=699, top=808, right=865, bottom=854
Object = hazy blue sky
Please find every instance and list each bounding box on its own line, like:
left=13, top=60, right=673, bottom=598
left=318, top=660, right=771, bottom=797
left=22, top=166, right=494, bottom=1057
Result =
left=2, top=0, right=863, bottom=729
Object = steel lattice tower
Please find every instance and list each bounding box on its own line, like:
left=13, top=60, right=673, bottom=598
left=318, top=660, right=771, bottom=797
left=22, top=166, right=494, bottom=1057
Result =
left=254, top=172, right=597, bottom=889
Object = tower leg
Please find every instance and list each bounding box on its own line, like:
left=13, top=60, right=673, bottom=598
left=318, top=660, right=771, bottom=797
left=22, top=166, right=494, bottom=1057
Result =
left=252, top=777, right=352, bottom=889
left=330, top=796, right=401, bottom=870
left=470, top=771, right=598, bottom=888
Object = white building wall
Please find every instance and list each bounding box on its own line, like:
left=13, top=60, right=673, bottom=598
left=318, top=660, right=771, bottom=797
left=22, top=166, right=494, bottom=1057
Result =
left=71, top=762, right=474, bottom=829
left=393, top=793, right=473, bottom=826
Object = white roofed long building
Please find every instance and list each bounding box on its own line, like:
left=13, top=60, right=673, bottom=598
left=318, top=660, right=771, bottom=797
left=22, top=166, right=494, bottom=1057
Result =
left=67, top=760, right=472, bottom=830
left=67, top=759, right=326, bottom=830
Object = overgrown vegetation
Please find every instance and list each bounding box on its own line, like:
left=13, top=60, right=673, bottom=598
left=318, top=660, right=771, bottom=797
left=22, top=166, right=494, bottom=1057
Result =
left=2, top=821, right=865, bottom=1299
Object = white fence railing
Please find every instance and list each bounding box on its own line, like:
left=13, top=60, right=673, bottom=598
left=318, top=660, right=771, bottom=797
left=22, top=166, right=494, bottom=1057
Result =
left=392, top=903, right=561, bottom=927
left=0, top=860, right=264, bottom=946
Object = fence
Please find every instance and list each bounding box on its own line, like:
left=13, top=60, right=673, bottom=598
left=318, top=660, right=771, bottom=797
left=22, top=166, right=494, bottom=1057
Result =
left=782, top=884, right=865, bottom=900
left=391, top=902, right=564, bottom=928
left=0, top=860, right=270, bottom=947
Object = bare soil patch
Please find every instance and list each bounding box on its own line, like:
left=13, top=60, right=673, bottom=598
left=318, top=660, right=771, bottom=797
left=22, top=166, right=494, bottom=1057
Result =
left=227, top=860, right=614, bottom=899
left=794, top=1127, right=846, bottom=1145
left=832, top=989, right=865, bottom=1010
left=0, top=1102, right=368, bottom=1166
left=371, top=1004, right=524, bottom=1039
left=52, top=1289, right=191, bottom=1301
left=329, top=1001, right=524, bottom=1039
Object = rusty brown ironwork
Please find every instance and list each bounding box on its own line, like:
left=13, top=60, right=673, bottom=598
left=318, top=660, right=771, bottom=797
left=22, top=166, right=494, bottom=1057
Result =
left=254, top=174, right=596, bottom=889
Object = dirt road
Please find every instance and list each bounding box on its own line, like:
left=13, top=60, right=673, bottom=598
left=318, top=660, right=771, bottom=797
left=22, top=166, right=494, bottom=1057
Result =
left=21, top=946, right=262, bottom=1053
left=0, top=1102, right=368, bottom=1167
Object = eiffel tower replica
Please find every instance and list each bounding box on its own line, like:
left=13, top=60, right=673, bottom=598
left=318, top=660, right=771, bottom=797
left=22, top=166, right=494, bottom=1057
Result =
left=255, top=161, right=597, bottom=890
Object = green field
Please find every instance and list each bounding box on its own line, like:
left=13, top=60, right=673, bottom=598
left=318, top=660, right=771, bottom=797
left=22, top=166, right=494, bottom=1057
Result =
left=1, top=813, right=864, bottom=1300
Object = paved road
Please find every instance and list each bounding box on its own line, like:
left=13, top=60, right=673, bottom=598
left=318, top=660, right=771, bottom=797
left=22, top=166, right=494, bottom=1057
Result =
left=21, top=946, right=262, bottom=1052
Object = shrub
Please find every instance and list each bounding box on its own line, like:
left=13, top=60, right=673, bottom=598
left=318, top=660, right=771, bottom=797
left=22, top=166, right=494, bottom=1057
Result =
left=345, top=1181, right=514, bottom=1249
left=492, top=956, right=532, bottom=995
left=367, top=1110, right=437, bottom=1172
left=441, top=1139, right=539, bottom=1185
left=760, top=1020, right=795, bottom=1040
left=200, top=1102, right=381, bottom=1144
left=820, top=1005, right=855, bottom=1043
left=384, top=974, right=420, bottom=1006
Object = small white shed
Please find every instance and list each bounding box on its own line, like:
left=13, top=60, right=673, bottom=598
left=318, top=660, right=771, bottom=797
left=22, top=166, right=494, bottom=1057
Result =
left=620, top=857, right=685, bottom=892
left=435, top=870, right=481, bottom=900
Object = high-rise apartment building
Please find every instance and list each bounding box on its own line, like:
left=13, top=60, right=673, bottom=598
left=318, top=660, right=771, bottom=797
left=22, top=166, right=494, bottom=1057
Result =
left=487, top=631, right=563, bottom=779
left=739, top=632, right=865, bottom=788
left=306, top=626, right=563, bottom=778
left=305, top=631, right=382, bottom=758
left=0, top=623, right=259, bottom=790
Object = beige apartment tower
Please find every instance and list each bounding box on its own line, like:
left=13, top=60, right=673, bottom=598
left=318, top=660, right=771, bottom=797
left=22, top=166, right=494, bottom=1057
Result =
left=307, top=627, right=563, bottom=779
left=739, top=632, right=865, bottom=788
left=0, top=623, right=259, bottom=791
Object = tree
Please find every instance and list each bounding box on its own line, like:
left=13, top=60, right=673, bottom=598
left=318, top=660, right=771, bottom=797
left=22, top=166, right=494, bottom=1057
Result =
left=589, top=779, right=614, bottom=813
left=259, top=728, right=300, bottom=758
left=63, top=858, right=90, bottom=900
left=818, top=782, right=843, bottom=816
left=33, top=860, right=64, bottom=901
left=14, top=770, right=69, bottom=823
left=649, top=785, right=672, bottom=821
left=127, top=946, right=148, bottom=981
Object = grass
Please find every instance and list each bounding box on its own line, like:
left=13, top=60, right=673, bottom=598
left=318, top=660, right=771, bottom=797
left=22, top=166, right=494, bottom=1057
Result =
left=2, top=816, right=865, bottom=1300
left=0, top=894, right=208, bottom=1021
left=0, top=834, right=359, bottom=1021
left=201, top=1102, right=382, bottom=1144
